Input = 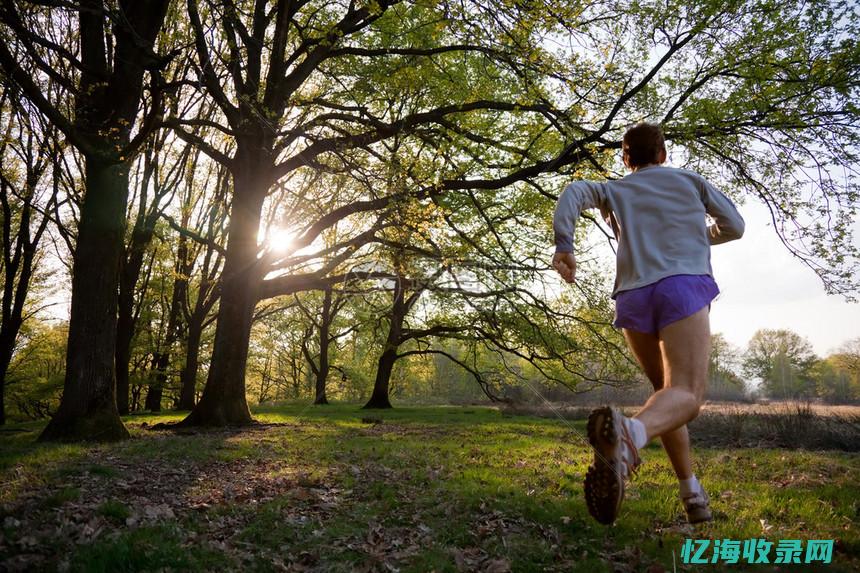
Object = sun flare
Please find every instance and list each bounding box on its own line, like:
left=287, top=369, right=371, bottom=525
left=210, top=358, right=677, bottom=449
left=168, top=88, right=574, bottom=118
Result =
left=266, top=228, right=296, bottom=254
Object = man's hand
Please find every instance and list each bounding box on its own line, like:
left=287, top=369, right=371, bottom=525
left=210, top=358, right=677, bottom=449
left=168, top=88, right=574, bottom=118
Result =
left=552, top=251, right=577, bottom=283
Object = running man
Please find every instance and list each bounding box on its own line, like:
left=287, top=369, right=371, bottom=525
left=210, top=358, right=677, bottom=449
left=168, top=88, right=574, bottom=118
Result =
left=552, top=123, right=745, bottom=525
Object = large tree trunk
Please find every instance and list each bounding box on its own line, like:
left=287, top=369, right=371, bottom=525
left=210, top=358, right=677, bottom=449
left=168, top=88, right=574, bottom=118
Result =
left=9, top=0, right=173, bottom=441
left=314, top=288, right=332, bottom=405
left=40, top=159, right=130, bottom=441
left=180, top=249, right=256, bottom=425
left=180, top=161, right=268, bottom=426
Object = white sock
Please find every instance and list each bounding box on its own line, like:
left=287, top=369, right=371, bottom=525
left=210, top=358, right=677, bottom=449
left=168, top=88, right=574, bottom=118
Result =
left=625, top=417, right=648, bottom=450
left=679, top=476, right=702, bottom=497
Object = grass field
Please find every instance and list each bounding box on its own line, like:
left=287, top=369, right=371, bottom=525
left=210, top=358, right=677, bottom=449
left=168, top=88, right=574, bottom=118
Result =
left=1, top=403, right=858, bottom=572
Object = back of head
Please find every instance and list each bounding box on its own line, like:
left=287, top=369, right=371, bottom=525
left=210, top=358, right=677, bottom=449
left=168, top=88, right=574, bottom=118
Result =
left=622, top=123, right=665, bottom=169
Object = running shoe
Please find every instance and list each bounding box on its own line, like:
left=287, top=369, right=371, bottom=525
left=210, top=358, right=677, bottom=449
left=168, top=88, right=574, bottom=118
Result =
left=584, top=406, right=641, bottom=524
left=682, top=488, right=713, bottom=524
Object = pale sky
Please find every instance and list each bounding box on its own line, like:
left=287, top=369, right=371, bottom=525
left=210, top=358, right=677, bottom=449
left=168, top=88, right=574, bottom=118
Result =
left=709, top=200, right=860, bottom=357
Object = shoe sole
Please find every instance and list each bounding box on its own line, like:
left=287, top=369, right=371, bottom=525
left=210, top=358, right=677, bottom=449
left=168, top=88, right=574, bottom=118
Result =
left=688, top=512, right=713, bottom=524
left=584, top=406, right=624, bottom=525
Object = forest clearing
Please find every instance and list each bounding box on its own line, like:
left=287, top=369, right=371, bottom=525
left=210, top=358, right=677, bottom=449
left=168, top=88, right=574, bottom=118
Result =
left=1, top=403, right=858, bottom=572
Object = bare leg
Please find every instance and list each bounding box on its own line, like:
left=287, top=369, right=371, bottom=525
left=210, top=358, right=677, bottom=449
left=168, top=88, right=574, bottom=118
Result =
left=632, top=307, right=711, bottom=441
left=623, top=329, right=693, bottom=480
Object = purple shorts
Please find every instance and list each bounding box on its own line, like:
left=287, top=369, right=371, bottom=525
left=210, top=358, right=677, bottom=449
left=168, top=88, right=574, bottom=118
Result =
left=613, top=274, right=719, bottom=334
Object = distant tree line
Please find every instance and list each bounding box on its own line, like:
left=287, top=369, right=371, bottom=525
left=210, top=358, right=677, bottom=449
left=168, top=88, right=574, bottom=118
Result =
left=740, top=331, right=860, bottom=403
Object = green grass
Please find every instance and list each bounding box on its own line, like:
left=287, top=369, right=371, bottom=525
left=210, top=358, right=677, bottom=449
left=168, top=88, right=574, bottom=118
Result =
left=88, top=463, right=120, bottom=478
left=98, top=499, right=132, bottom=522
left=43, top=486, right=80, bottom=508
left=70, top=524, right=228, bottom=573
left=1, top=402, right=857, bottom=572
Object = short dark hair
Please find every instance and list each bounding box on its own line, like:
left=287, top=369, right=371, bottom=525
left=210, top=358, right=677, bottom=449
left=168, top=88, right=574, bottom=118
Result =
left=622, top=123, right=665, bottom=168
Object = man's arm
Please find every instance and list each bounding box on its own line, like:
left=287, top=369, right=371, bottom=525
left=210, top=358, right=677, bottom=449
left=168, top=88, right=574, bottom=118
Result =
left=700, top=178, right=745, bottom=245
left=552, top=181, right=605, bottom=282
left=553, top=181, right=606, bottom=252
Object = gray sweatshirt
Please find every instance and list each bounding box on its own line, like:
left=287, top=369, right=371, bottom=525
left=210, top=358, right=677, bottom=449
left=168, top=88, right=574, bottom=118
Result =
left=553, top=165, right=745, bottom=297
